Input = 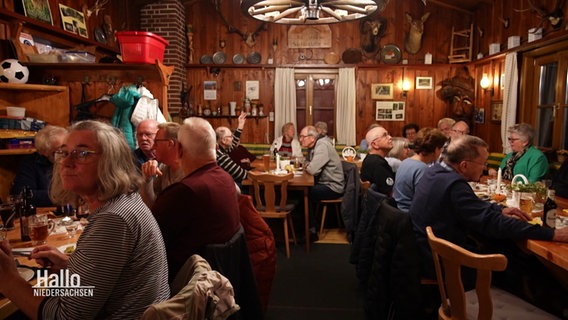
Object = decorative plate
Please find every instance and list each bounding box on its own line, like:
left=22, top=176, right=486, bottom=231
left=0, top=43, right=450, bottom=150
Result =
left=247, top=52, right=261, bottom=64
left=94, top=27, right=107, bottom=44
left=342, top=147, right=357, bottom=161
left=200, top=55, right=212, bottom=64
left=232, top=53, right=245, bottom=64
left=324, top=52, right=340, bottom=64
left=212, top=51, right=226, bottom=64
left=342, top=48, right=362, bottom=64
left=380, top=44, right=402, bottom=64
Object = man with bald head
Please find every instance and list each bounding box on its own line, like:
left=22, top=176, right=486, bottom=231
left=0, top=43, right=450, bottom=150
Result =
left=215, top=112, right=247, bottom=154
left=360, top=125, right=395, bottom=196
left=151, top=117, right=241, bottom=282
left=134, top=119, right=159, bottom=168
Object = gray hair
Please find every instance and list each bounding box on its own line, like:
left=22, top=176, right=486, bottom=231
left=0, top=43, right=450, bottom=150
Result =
left=158, top=122, right=180, bottom=141
left=387, top=137, right=409, bottom=159
left=444, top=135, right=488, bottom=165
left=214, top=126, right=231, bottom=143
left=508, top=123, right=534, bottom=144
left=437, top=117, right=456, bottom=129
left=314, top=121, right=328, bottom=135
left=50, top=120, right=141, bottom=205
left=34, top=125, right=67, bottom=156
left=180, top=117, right=216, bottom=161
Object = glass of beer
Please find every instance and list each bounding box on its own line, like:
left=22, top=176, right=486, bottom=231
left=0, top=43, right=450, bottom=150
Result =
left=28, top=214, right=55, bottom=246
left=263, top=154, right=271, bottom=172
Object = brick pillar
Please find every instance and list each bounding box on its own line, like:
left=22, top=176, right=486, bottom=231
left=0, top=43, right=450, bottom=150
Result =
left=139, top=0, right=186, bottom=117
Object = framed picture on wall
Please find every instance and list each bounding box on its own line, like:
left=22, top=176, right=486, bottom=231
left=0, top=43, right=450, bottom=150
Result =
left=491, top=101, right=503, bottom=122
left=371, top=83, right=393, bottom=100
left=22, top=0, right=53, bottom=25
left=204, top=81, right=217, bottom=100
left=59, top=4, right=88, bottom=38
left=475, top=108, right=485, bottom=124
left=375, top=101, right=405, bottom=121
left=416, top=77, right=433, bottom=89
left=246, top=80, right=259, bottom=100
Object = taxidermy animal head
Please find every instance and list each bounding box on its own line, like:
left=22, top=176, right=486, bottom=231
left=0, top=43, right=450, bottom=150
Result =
left=515, top=0, right=565, bottom=30
left=360, top=17, right=387, bottom=57
left=404, top=12, right=431, bottom=54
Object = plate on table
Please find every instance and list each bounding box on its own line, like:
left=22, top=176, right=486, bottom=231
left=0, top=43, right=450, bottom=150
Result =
left=58, top=243, right=77, bottom=255
left=18, top=267, right=34, bottom=281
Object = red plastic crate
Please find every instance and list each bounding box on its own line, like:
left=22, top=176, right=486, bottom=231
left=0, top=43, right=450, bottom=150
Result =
left=116, top=31, right=169, bottom=64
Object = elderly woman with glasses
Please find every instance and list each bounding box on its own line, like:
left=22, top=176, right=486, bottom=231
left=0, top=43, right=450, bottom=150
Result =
left=500, top=123, right=549, bottom=182
left=0, top=120, right=169, bottom=319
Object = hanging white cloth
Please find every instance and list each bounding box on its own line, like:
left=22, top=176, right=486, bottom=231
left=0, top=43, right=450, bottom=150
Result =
left=501, top=52, right=518, bottom=154
left=274, top=68, right=296, bottom=143
left=131, top=85, right=167, bottom=126
left=336, top=68, right=356, bottom=146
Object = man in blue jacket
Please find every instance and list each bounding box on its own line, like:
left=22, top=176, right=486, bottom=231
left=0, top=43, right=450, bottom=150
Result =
left=410, top=135, right=568, bottom=317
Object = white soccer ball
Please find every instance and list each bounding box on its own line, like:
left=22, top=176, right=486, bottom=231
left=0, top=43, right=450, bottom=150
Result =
left=0, top=59, right=29, bottom=84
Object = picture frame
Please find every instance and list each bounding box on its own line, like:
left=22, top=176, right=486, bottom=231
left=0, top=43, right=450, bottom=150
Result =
left=204, top=81, right=217, bottom=100
left=416, top=76, right=433, bottom=89
left=475, top=108, right=485, bottom=124
left=375, top=101, right=405, bottom=121
left=371, top=83, right=393, bottom=100
left=491, top=101, right=503, bottom=122
left=58, top=4, right=88, bottom=38
left=22, top=0, right=53, bottom=25
left=246, top=80, right=260, bottom=100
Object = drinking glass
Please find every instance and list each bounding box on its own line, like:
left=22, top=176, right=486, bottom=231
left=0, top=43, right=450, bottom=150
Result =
left=28, top=214, right=55, bottom=246
left=65, top=223, right=79, bottom=239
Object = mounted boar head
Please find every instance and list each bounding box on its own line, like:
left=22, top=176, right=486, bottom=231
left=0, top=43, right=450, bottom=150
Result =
left=404, top=12, right=430, bottom=54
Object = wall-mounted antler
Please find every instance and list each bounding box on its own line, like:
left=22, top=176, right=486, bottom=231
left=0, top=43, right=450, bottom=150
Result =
left=212, top=0, right=266, bottom=47
left=515, top=0, right=565, bottom=30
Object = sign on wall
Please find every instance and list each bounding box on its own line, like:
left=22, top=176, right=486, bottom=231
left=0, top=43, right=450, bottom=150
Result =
left=288, top=25, right=332, bottom=48
left=376, top=101, right=405, bottom=121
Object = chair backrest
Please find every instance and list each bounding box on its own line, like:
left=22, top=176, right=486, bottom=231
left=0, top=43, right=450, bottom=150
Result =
left=426, top=226, right=508, bottom=320
left=249, top=172, right=293, bottom=213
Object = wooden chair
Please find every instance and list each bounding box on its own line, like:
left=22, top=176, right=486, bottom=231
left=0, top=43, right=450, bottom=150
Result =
left=249, top=172, right=296, bottom=258
left=426, top=226, right=557, bottom=320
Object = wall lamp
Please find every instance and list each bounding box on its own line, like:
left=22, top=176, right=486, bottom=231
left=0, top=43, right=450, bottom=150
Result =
left=480, top=74, right=493, bottom=95
left=402, top=79, right=411, bottom=97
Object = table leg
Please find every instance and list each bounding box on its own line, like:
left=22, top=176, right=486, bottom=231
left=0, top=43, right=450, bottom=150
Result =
left=303, top=187, right=310, bottom=253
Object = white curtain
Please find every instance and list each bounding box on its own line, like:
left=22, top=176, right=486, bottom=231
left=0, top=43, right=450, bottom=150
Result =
left=501, top=52, right=518, bottom=154
left=336, top=68, right=356, bottom=146
left=274, top=68, right=296, bottom=141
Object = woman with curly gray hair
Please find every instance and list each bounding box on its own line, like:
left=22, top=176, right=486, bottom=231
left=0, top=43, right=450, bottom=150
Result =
left=500, top=123, right=549, bottom=182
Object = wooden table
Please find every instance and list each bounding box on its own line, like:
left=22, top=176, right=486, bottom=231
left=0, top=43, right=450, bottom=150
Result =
left=244, top=159, right=315, bottom=253
left=0, top=211, right=81, bottom=319
left=524, top=195, right=568, bottom=272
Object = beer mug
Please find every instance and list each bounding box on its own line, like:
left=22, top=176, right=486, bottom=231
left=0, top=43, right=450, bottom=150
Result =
left=28, top=214, right=55, bottom=246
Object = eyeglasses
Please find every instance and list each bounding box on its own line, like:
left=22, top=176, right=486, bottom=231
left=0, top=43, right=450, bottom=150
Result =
left=466, top=160, right=487, bottom=168
left=54, top=149, right=98, bottom=163
left=508, top=137, right=520, bottom=142
left=299, top=134, right=312, bottom=139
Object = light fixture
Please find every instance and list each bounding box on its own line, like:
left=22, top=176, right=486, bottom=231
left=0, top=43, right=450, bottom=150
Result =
left=480, top=74, right=493, bottom=95
left=402, top=79, right=411, bottom=97
left=241, top=0, right=386, bottom=25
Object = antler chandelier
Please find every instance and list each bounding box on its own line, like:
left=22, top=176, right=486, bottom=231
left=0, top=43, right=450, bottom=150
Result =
left=241, top=0, right=387, bottom=25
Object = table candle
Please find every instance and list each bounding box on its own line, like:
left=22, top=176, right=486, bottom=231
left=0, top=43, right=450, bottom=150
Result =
left=276, top=153, right=280, bottom=172
left=496, top=167, right=502, bottom=193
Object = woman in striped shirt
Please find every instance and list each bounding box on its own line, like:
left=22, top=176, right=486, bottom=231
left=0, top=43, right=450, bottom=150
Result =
left=0, top=120, right=169, bottom=320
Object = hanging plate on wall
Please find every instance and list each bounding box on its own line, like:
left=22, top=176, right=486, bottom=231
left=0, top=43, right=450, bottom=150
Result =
left=247, top=52, right=261, bottom=64
left=381, top=44, right=402, bottom=64
left=212, top=51, right=226, bottom=64
left=233, top=53, right=245, bottom=64
left=324, top=52, right=340, bottom=64
left=342, top=48, right=362, bottom=64
left=200, top=55, right=212, bottom=64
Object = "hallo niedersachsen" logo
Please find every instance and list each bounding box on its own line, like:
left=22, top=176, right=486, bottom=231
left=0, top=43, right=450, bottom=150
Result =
left=32, top=269, right=94, bottom=297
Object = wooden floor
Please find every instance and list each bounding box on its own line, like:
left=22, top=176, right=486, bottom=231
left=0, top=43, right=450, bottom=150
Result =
left=315, top=228, right=349, bottom=244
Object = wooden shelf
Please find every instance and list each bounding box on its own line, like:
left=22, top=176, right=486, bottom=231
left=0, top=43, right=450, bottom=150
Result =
left=0, top=8, right=119, bottom=55
left=0, top=83, right=67, bottom=92
left=0, top=148, right=36, bottom=155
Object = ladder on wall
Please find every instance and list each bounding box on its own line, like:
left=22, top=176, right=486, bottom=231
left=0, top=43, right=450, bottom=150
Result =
left=448, top=24, right=474, bottom=63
